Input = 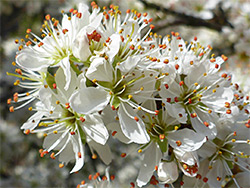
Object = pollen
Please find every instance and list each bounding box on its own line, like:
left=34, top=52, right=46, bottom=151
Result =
left=28, top=107, right=33, bottom=111
left=128, top=95, right=133, bottom=99
left=53, top=130, right=58, bottom=134
left=138, top=149, right=142, bottom=153
left=59, top=163, right=64, bottom=168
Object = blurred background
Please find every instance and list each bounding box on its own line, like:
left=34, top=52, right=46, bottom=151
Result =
left=0, top=0, right=249, bottom=187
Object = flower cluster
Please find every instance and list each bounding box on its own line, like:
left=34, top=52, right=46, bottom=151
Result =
left=7, top=2, right=250, bottom=187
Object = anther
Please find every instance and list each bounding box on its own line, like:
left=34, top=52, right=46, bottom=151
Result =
left=9, top=106, right=14, bottom=112
left=24, top=129, right=30, bottom=135
left=50, top=152, right=55, bottom=159
left=80, top=117, right=85, bottom=123
left=65, top=103, right=70, bottom=109
left=134, top=116, right=139, bottom=122
left=121, top=153, right=126, bottom=158
left=191, top=113, right=197, bottom=118
left=175, top=64, right=179, bottom=70
left=78, top=152, right=82, bottom=158
left=112, top=131, right=117, bottom=136
left=59, top=163, right=64, bottom=168
left=92, top=153, right=97, bottom=159
left=176, top=140, right=182, bottom=146
left=203, top=122, right=209, bottom=127
left=45, top=14, right=51, bottom=20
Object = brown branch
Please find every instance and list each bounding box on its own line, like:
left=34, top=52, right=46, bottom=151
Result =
left=139, top=0, right=233, bottom=32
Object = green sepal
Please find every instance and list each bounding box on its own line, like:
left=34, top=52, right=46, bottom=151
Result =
left=85, top=77, right=96, bottom=87
left=70, top=61, right=82, bottom=76
left=78, top=124, right=86, bottom=145
left=158, top=137, right=168, bottom=153
left=155, top=79, right=161, bottom=90
left=98, top=81, right=113, bottom=89
left=45, top=72, right=57, bottom=93
left=111, top=95, right=120, bottom=109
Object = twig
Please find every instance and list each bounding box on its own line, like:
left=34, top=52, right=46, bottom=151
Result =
left=139, top=0, right=232, bottom=32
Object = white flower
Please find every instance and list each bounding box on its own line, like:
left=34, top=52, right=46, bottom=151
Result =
left=197, top=119, right=250, bottom=188
left=71, top=56, right=158, bottom=144
left=21, top=67, right=111, bottom=173
left=15, top=3, right=101, bottom=90
left=154, top=34, right=234, bottom=139
left=135, top=100, right=206, bottom=187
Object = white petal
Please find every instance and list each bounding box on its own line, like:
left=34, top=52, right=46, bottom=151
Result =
left=107, top=122, right=132, bottom=144
left=157, top=161, right=179, bottom=184
left=39, top=87, right=53, bottom=110
left=69, top=87, right=110, bottom=114
left=70, top=87, right=110, bottom=114
left=21, top=111, right=45, bottom=131
left=16, top=48, right=51, bottom=70
left=190, top=108, right=217, bottom=139
left=136, top=142, right=162, bottom=187
left=166, top=103, right=187, bottom=124
left=81, top=113, right=109, bottom=145
left=45, top=131, right=68, bottom=152
left=70, top=131, right=84, bottom=173
left=88, top=139, right=112, bottom=165
left=58, top=140, right=75, bottom=164
left=168, top=129, right=206, bottom=152
left=86, top=57, right=114, bottom=82
left=59, top=56, right=71, bottom=90
left=43, top=132, right=67, bottom=151
left=55, top=66, right=77, bottom=99
left=72, top=28, right=91, bottom=61
left=88, top=13, right=103, bottom=29
left=107, top=34, right=121, bottom=60
left=117, top=56, right=139, bottom=73
left=118, top=102, right=150, bottom=144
